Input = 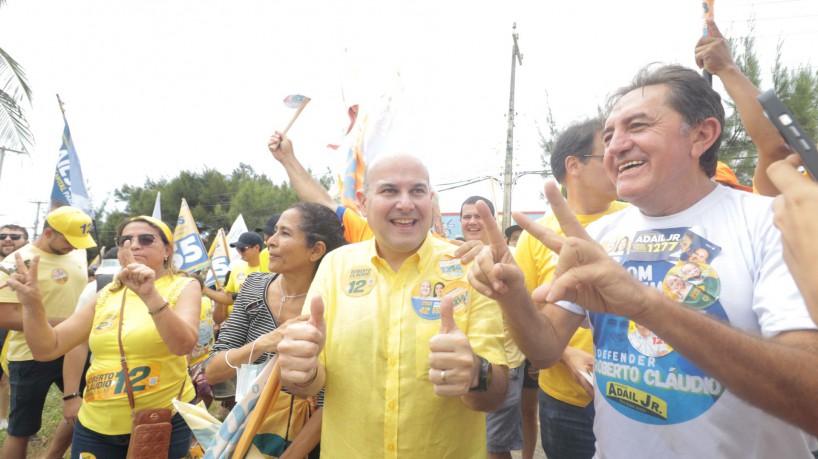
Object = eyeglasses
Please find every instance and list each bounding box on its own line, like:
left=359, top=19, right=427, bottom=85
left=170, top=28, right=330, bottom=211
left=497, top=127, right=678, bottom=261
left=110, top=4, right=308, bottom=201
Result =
left=578, top=154, right=605, bottom=159
left=115, top=234, right=160, bottom=247
left=236, top=246, right=249, bottom=253
left=0, top=233, right=23, bottom=241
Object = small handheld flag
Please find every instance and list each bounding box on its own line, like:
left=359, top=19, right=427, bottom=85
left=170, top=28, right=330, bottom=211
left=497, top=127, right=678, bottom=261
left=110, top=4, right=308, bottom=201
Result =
left=280, top=94, right=311, bottom=135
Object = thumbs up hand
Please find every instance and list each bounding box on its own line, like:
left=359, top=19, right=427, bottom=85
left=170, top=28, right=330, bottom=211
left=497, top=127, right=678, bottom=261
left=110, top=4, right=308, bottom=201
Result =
left=428, top=295, right=478, bottom=397
left=278, top=295, right=326, bottom=390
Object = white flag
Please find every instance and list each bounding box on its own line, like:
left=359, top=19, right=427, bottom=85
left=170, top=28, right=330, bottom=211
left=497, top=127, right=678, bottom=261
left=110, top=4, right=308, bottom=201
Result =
left=226, top=214, right=248, bottom=269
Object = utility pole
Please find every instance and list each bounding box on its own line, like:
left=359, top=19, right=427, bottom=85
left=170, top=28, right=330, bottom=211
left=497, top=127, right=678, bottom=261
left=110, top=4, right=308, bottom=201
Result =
left=0, top=146, right=27, bottom=184
left=30, top=200, right=47, bottom=239
left=503, top=23, right=522, bottom=230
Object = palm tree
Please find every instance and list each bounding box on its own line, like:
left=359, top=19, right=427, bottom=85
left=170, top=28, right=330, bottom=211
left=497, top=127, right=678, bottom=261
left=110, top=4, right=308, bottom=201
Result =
left=0, top=0, right=34, bottom=155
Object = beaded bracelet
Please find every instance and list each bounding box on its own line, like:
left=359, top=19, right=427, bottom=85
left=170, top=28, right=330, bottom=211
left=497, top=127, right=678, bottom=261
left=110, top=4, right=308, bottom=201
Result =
left=148, top=299, right=169, bottom=316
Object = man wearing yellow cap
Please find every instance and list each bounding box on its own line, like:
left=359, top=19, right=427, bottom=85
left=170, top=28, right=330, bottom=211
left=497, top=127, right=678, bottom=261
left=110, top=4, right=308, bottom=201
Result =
left=0, top=206, right=96, bottom=459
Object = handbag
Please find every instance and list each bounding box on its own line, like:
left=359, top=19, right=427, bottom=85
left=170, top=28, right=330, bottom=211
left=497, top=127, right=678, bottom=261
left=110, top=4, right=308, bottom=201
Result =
left=117, top=288, right=186, bottom=459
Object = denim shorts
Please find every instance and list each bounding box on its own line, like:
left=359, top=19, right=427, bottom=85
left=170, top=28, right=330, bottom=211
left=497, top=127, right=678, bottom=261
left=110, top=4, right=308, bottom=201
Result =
left=486, top=364, right=525, bottom=452
left=71, top=413, right=191, bottom=459
left=538, top=388, right=596, bottom=459
left=7, top=357, right=64, bottom=437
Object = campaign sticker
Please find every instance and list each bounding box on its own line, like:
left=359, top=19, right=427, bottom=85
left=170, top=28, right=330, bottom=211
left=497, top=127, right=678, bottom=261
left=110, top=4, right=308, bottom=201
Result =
left=435, top=256, right=464, bottom=280
left=52, top=268, right=69, bottom=285
left=662, top=261, right=720, bottom=310
left=84, top=363, right=162, bottom=402
left=443, top=281, right=470, bottom=317
left=92, top=311, right=119, bottom=335
left=342, top=265, right=377, bottom=297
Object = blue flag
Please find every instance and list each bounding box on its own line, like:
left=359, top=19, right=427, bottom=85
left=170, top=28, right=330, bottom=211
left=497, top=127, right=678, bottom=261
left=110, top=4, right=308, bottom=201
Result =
left=50, top=120, right=93, bottom=216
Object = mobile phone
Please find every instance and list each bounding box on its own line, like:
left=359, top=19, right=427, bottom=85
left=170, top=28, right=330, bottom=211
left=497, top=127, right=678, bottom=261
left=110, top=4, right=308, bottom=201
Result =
left=757, top=89, right=818, bottom=181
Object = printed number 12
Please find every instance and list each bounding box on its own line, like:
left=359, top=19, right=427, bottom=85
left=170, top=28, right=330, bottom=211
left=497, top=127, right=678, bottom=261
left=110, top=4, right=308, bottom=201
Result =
left=348, top=280, right=366, bottom=294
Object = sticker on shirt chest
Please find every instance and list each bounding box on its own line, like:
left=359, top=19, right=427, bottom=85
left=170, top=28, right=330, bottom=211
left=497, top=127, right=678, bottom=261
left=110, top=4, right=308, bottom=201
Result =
left=83, top=363, right=163, bottom=402
left=92, top=311, right=120, bottom=335
left=435, top=256, right=464, bottom=280
left=342, top=265, right=377, bottom=297
left=51, top=268, right=69, bottom=285
left=412, top=280, right=469, bottom=320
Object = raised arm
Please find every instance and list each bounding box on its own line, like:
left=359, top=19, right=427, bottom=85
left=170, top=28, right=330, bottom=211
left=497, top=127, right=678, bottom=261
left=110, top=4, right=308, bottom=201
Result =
left=268, top=131, right=337, bottom=210
left=695, top=19, right=793, bottom=196
left=466, top=194, right=585, bottom=369
left=7, top=255, right=95, bottom=361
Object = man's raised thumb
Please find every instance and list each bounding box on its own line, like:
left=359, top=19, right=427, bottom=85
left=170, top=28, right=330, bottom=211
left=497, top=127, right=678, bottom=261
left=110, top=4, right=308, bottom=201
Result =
left=308, top=295, right=325, bottom=331
left=439, top=295, right=458, bottom=334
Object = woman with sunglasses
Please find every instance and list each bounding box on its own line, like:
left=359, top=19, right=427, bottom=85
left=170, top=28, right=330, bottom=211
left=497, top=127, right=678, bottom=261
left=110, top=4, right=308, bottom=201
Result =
left=8, top=216, right=201, bottom=458
left=205, top=202, right=345, bottom=458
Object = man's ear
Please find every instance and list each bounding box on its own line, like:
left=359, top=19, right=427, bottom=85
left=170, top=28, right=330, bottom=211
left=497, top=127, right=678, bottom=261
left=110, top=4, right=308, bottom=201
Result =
left=356, top=189, right=367, bottom=218
left=689, top=117, right=721, bottom=160
left=565, top=155, right=581, bottom=176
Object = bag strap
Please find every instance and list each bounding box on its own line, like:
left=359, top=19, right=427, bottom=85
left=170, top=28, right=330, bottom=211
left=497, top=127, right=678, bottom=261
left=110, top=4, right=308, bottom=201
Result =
left=117, top=287, right=187, bottom=413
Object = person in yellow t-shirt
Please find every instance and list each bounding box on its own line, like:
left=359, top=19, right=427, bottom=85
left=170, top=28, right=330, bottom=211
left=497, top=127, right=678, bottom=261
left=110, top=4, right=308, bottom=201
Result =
left=277, top=154, right=510, bottom=458
left=0, top=207, right=94, bottom=459
left=513, top=118, right=627, bottom=459
left=0, top=223, right=29, bottom=433
left=202, top=231, right=264, bottom=323
left=255, top=214, right=280, bottom=274
left=7, top=215, right=201, bottom=459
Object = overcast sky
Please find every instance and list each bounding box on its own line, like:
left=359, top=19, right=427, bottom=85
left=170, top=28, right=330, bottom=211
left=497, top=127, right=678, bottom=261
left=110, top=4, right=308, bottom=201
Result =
left=1, top=0, right=816, bottom=234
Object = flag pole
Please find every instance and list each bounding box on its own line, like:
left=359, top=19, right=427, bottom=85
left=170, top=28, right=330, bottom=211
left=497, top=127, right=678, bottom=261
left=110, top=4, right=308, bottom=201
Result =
left=56, top=94, right=102, bottom=253
left=281, top=97, right=311, bottom=135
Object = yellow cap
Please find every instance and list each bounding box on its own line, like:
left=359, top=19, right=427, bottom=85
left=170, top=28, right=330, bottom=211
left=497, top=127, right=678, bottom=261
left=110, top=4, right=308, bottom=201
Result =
left=45, top=206, right=97, bottom=249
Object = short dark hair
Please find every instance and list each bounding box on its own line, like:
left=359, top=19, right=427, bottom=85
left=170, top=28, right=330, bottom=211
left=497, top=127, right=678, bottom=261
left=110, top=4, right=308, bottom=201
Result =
left=0, top=224, right=28, bottom=240
left=550, top=117, right=604, bottom=185
left=288, top=202, right=347, bottom=268
left=608, top=64, right=724, bottom=177
left=460, top=196, right=495, bottom=217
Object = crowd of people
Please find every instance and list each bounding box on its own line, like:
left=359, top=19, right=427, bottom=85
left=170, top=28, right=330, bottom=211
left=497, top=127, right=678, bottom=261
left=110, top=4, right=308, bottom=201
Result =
left=0, top=18, right=817, bottom=459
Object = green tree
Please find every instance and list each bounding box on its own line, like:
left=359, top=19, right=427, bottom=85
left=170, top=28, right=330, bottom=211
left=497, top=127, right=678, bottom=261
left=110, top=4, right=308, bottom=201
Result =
left=95, top=163, right=299, bottom=249
left=0, top=0, right=34, bottom=155
left=720, top=23, right=818, bottom=184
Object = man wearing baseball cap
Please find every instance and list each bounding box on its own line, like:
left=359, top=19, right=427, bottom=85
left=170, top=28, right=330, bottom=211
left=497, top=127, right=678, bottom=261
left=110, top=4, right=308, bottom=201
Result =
left=202, top=231, right=264, bottom=323
left=0, top=206, right=95, bottom=459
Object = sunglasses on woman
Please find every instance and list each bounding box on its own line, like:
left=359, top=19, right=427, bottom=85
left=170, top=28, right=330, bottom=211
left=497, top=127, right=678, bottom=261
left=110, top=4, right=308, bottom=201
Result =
left=115, top=234, right=161, bottom=247
left=0, top=233, right=23, bottom=241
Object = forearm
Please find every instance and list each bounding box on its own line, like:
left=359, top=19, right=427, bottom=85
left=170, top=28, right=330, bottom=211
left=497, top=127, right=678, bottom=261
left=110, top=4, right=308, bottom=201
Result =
left=283, top=364, right=325, bottom=399
left=640, top=289, right=818, bottom=434
left=143, top=292, right=199, bottom=355
left=279, top=407, right=322, bottom=459
left=461, top=364, right=509, bottom=412
left=62, top=342, right=88, bottom=395
left=717, top=66, right=791, bottom=195
left=279, top=156, right=336, bottom=209
left=497, top=288, right=578, bottom=369
left=203, top=287, right=234, bottom=306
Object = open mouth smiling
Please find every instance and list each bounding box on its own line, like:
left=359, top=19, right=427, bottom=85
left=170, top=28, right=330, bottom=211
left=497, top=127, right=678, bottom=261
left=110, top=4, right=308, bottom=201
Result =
left=618, top=160, right=645, bottom=173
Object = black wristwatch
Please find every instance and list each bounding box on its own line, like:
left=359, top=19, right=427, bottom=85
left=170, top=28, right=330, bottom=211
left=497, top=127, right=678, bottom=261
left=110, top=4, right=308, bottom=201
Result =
left=469, top=355, right=492, bottom=392
left=62, top=392, right=81, bottom=401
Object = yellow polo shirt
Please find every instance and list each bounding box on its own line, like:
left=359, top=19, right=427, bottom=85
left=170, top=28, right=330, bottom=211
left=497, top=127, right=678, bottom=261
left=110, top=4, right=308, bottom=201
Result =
left=514, top=201, right=628, bottom=407
left=307, top=235, right=507, bottom=458
left=0, top=245, right=87, bottom=361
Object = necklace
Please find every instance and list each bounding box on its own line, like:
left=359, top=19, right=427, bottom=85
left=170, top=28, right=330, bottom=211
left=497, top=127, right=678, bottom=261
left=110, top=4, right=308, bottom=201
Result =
left=277, top=276, right=307, bottom=323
